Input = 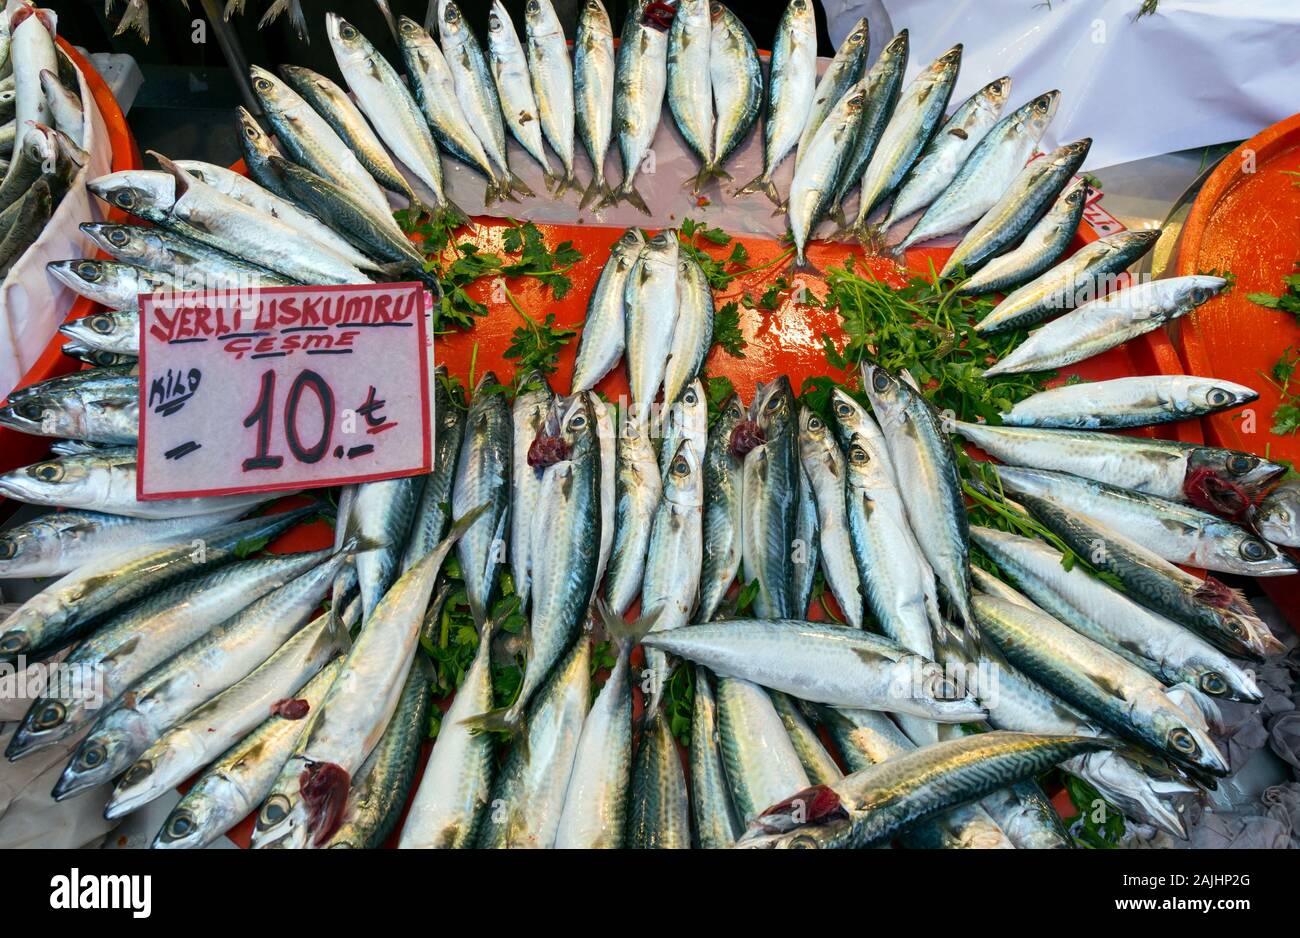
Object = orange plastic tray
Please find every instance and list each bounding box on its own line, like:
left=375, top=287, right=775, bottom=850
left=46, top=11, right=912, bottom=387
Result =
left=1173, top=110, right=1300, bottom=624
left=0, top=38, right=142, bottom=489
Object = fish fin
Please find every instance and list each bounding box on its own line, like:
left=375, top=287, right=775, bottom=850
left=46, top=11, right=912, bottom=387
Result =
left=828, top=205, right=847, bottom=229
left=685, top=163, right=732, bottom=195
left=621, top=184, right=651, bottom=216
left=439, top=198, right=469, bottom=229
left=148, top=150, right=191, bottom=199
left=551, top=172, right=580, bottom=198
left=508, top=172, right=535, bottom=199
left=736, top=174, right=779, bottom=206
left=785, top=252, right=821, bottom=277
left=578, top=176, right=604, bottom=210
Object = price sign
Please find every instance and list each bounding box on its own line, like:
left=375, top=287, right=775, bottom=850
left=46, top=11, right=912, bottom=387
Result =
left=137, top=281, right=432, bottom=500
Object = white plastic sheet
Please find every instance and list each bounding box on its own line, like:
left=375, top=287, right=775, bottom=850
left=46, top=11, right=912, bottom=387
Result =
left=827, top=0, right=1300, bottom=171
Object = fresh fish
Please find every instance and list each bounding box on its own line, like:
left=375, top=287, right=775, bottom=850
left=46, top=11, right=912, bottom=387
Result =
left=590, top=392, right=617, bottom=597
left=475, top=637, right=590, bottom=848
left=795, top=17, right=869, bottom=164
left=899, top=90, right=1059, bottom=251
left=270, top=157, right=436, bottom=289
left=606, top=0, right=669, bottom=214
left=742, top=378, right=799, bottom=618
left=980, top=779, right=1073, bottom=850
left=1001, top=374, right=1258, bottom=430
left=827, top=387, right=897, bottom=479
left=662, top=257, right=713, bottom=408
left=941, top=138, right=1091, bottom=277
left=993, top=464, right=1295, bottom=577
left=397, top=615, right=495, bottom=849
left=659, top=378, right=707, bottom=477
left=715, top=675, right=809, bottom=826
left=821, top=707, right=1015, bottom=849
left=554, top=630, right=634, bottom=848
left=510, top=373, right=554, bottom=609
left=280, top=64, right=421, bottom=209
left=603, top=415, right=661, bottom=616
left=625, top=704, right=691, bottom=848
left=698, top=393, right=747, bottom=621
left=736, top=0, right=816, bottom=205
left=4, top=7, right=56, bottom=180
left=971, top=525, right=1264, bottom=702
left=52, top=544, right=351, bottom=801
left=975, top=229, right=1162, bottom=334
left=234, top=105, right=293, bottom=202
left=708, top=2, right=762, bottom=182
left=853, top=44, right=964, bottom=238
left=105, top=603, right=349, bottom=819
left=0, top=508, right=241, bottom=581
left=473, top=394, right=600, bottom=732
left=524, top=0, right=577, bottom=194
left=666, top=0, right=714, bottom=190
left=883, top=76, right=1012, bottom=230
left=328, top=14, right=460, bottom=217
left=0, top=368, right=137, bottom=444
left=46, top=258, right=173, bottom=310
left=167, top=157, right=384, bottom=273
left=972, top=593, right=1229, bottom=778
left=641, top=439, right=704, bottom=709
left=60, top=344, right=136, bottom=369
left=399, top=14, right=509, bottom=204
left=250, top=513, right=471, bottom=848
left=432, top=1, right=525, bottom=197
left=642, top=619, right=986, bottom=720
left=948, top=419, right=1287, bottom=515
left=152, top=660, right=340, bottom=850
left=770, top=691, right=841, bottom=786
left=339, top=475, right=422, bottom=622
left=5, top=549, right=325, bottom=762
left=1255, top=480, right=1300, bottom=548
left=863, top=362, right=976, bottom=644
left=323, top=657, right=433, bottom=849
left=0, top=122, right=57, bottom=213
left=571, top=228, right=643, bottom=392
left=1008, top=489, right=1276, bottom=661
left=79, top=222, right=292, bottom=293
left=798, top=408, right=862, bottom=626
left=786, top=77, right=867, bottom=268
left=451, top=373, right=512, bottom=625
left=984, top=275, right=1225, bottom=376
left=791, top=460, right=819, bottom=614
left=0, top=450, right=283, bottom=520
left=738, top=731, right=1113, bottom=849
left=829, top=31, right=908, bottom=219
left=689, top=667, right=741, bottom=847
left=955, top=180, right=1087, bottom=295
left=623, top=231, right=679, bottom=421
left=248, top=64, right=396, bottom=227
left=574, top=0, right=616, bottom=208
left=402, top=368, right=465, bottom=571
left=0, top=507, right=314, bottom=666
left=484, top=2, right=555, bottom=187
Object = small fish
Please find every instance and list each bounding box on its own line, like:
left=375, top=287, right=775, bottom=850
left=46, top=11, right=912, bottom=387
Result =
left=797, top=407, right=863, bottom=627
left=1000, top=374, right=1258, bottom=430
left=1254, top=480, right=1300, bottom=549
left=794, top=18, right=869, bottom=165
left=451, top=373, right=512, bottom=626
left=742, top=378, right=799, bottom=618
left=698, top=393, right=747, bottom=622
left=603, top=418, right=662, bottom=616
left=402, top=368, right=465, bottom=570
left=510, top=373, right=554, bottom=609
left=715, top=675, right=809, bottom=826
left=571, top=228, right=644, bottom=393
left=625, top=704, right=691, bottom=848
left=623, top=231, right=680, bottom=420
left=0, top=367, right=138, bottom=444
left=607, top=0, right=669, bottom=214
left=955, top=180, right=1087, bottom=295
left=661, top=247, right=714, bottom=409
left=829, top=31, right=909, bottom=221
left=708, top=3, right=762, bottom=184
left=524, top=0, right=578, bottom=195
left=46, top=258, right=173, bottom=310
left=574, top=0, right=616, bottom=209
left=485, top=2, right=556, bottom=189
left=689, top=667, right=741, bottom=847
left=666, top=0, right=715, bottom=191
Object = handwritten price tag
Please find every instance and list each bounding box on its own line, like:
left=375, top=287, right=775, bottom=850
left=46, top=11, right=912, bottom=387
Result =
left=137, top=282, right=432, bottom=500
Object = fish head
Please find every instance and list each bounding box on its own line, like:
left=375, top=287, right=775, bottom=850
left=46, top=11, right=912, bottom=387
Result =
left=248, top=64, right=299, bottom=115
left=52, top=721, right=140, bottom=800
left=580, top=0, right=612, bottom=33
left=107, top=734, right=202, bottom=820
left=932, top=42, right=963, bottom=73
left=1253, top=481, right=1300, bottom=548
left=978, top=75, right=1013, bottom=112
left=1181, top=378, right=1258, bottom=416
left=0, top=523, right=53, bottom=577
left=1051, top=138, right=1092, bottom=171
left=860, top=360, right=910, bottom=423
left=0, top=389, right=66, bottom=436
left=0, top=452, right=108, bottom=510
left=827, top=387, right=869, bottom=444
left=880, top=28, right=909, bottom=62
left=669, top=378, right=707, bottom=430
left=1073, top=749, right=1194, bottom=840
left=16, top=122, right=56, bottom=166
left=59, top=307, right=133, bottom=348
left=612, top=227, right=646, bottom=263
left=6, top=693, right=86, bottom=759
left=785, top=0, right=816, bottom=34
left=1209, top=520, right=1297, bottom=576
left=797, top=405, right=838, bottom=465
left=235, top=106, right=277, bottom=164
left=1148, top=703, right=1230, bottom=778
left=86, top=169, right=175, bottom=218
left=664, top=439, right=703, bottom=507
left=643, top=229, right=680, bottom=266
left=250, top=777, right=312, bottom=849
left=1179, top=275, right=1228, bottom=309
left=79, top=221, right=150, bottom=261
left=325, top=14, right=376, bottom=64
left=892, top=656, right=988, bottom=722
left=1059, top=179, right=1088, bottom=213
left=839, top=17, right=869, bottom=55
left=1018, top=89, right=1060, bottom=137
left=753, top=375, right=794, bottom=440
left=1185, top=447, right=1288, bottom=509
left=735, top=784, right=857, bottom=850
left=153, top=778, right=239, bottom=850
left=1189, top=654, right=1263, bottom=704
left=434, top=0, right=467, bottom=43
left=556, top=392, right=598, bottom=458
left=524, top=0, right=563, bottom=38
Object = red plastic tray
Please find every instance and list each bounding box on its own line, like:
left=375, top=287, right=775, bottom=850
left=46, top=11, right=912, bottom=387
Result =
left=1173, top=110, right=1300, bottom=624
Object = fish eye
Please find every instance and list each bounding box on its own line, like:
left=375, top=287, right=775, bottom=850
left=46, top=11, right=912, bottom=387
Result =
left=569, top=413, right=587, bottom=430
left=1168, top=728, right=1198, bottom=755
left=89, top=314, right=114, bottom=334
left=443, top=6, right=459, bottom=23
left=788, top=833, right=820, bottom=849
left=872, top=370, right=890, bottom=392
left=399, top=19, right=416, bottom=33
left=106, top=228, right=130, bottom=247
left=113, top=190, right=135, bottom=208
left=34, top=701, right=65, bottom=728
left=74, top=261, right=101, bottom=282
left=833, top=400, right=852, bottom=417
left=1227, top=454, right=1255, bottom=475
left=0, top=632, right=26, bottom=653
left=684, top=389, right=698, bottom=405
left=30, top=462, right=65, bottom=483
left=78, top=741, right=106, bottom=769
left=16, top=401, right=43, bottom=420
left=119, top=760, right=153, bottom=787
left=253, top=77, right=272, bottom=92
left=1200, top=672, right=1227, bottom=696
left=672, top=457, right=689, bottom=477
left=526, top=0, right=540, bottom=13
left=242, top=121, right=258, bottom=139
left=340, top=22, right=358, bottom=39
left=807, top=415, right=824, bottom=431
left=1239, top=538, right=1269, bottom=561
left=489, top=13, right=501, bottom=28
left=850, top=29, right=864, bottom=42
left=989, top=79, right=1003, bottom=93
left=849, top=445, right=868, bottom=465
left=792, top=0, right=807, bottom=9
left=164, top=812, right=195, bottom=840
left=259, top=795, right=291, bottom=828
left=765, top=394, right=782, bottom=413
left=0, top=538, right=15, bottom=560
left=1207, top=388, right=1231, bottom=406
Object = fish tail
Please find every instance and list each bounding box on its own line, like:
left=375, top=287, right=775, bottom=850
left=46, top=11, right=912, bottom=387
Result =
left=578, top=176, right=606, bottom=210
left=508, top=172, right=535, bottom=200
left=593, top=598, right=664, bottom=650
left=828, top=204, right=847, bottom=229
left=439, top=197, right=469, bottom=229
left=620, top=184, right=651, bottom=216
left=685, top=163, right=732, bottom=195
left=785, top=249, right=820, bottom=277
left=735, top=172, right=775, bottom=202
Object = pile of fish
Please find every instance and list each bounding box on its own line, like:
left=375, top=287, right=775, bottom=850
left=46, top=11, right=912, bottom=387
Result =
left=0, top=6, right=88, bottom=278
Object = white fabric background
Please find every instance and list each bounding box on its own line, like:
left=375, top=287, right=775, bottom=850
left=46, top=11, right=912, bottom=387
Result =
left=824, top=0, right=1300, bottom=171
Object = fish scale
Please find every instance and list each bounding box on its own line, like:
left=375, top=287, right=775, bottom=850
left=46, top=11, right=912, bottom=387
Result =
left=625, top=706, right=691, bottom=848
